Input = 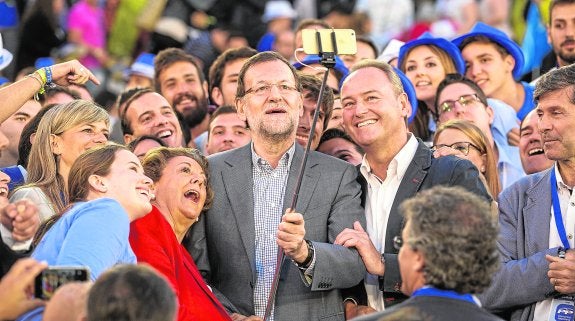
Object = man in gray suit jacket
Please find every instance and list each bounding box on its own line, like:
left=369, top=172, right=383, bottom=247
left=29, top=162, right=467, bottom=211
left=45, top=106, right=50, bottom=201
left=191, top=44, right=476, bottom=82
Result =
left=188, top=51, right=366, bottom=321
left=478, top=64, right=575, bottom=320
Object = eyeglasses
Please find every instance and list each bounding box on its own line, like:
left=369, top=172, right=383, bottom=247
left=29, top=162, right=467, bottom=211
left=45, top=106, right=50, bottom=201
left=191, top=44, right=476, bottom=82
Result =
left=431, top=141, right=482, bottom=156
left=244, top=83, right=299, bottom=97
left=393, top=235, right=403, bottom=251
left=438, top=94, right=481, bottom=114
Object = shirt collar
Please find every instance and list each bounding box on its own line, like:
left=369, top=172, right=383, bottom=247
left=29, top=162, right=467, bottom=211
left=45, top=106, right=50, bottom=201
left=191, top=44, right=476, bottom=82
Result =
left=251, top=142, right=296, bottom=170
left=360, top=134, right=418, bottom=182
left=555, top=163, right=574, bottom=193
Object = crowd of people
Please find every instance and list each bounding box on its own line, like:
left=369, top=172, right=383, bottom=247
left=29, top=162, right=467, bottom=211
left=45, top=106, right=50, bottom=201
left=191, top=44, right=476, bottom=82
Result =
left=0, top=0, right=574, bottom=320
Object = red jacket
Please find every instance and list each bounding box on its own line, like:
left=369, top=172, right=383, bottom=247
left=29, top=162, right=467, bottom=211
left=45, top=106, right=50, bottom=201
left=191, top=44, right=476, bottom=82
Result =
left=130, top=206, right=231, bottom=321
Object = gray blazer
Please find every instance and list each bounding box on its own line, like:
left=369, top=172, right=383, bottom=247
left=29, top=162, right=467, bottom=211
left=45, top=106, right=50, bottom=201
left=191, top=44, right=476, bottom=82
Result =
left=479, top=168, right=558, bottom=321
left=187, top=143, right=366, bottom=321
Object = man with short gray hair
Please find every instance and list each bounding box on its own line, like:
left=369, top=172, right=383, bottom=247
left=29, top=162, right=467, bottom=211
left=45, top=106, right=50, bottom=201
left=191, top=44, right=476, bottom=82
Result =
left=352, top=186, right=502, bottom=321
left=479, top=63, right=575, bottom=320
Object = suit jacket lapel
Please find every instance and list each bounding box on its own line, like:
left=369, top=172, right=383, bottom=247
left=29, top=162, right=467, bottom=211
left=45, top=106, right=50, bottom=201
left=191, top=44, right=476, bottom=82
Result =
left=524, top=169, right=553, bottom=255
left=283, top=144, right=319, bottom=214
left=281, top=144, right=319, bottom=274
left=221, top=145, right=257, bottom=277
left=385, top=141, right=431, bottom=253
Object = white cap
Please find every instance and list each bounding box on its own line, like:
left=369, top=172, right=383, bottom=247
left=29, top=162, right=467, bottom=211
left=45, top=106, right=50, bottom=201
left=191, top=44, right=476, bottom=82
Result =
left=377, top=39, right=404, bottom=64
left=262, top=1, right=298, bottom=23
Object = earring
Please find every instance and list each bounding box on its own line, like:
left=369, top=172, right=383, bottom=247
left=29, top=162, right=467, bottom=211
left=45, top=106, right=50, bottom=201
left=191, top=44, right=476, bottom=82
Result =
left=101, top=186, right=108, bottom=193
left=480, top=165, right=486, bottom=173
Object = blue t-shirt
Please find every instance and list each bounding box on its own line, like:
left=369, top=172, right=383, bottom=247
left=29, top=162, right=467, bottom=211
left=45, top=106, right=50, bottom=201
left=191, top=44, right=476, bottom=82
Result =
left=517, top=82, right=535, bottom=121
left=32, top=198, right=136, bottom=281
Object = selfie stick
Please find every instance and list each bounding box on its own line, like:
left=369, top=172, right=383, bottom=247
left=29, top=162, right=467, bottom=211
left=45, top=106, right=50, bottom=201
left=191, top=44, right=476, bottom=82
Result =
left=263, top=29, right=338, bottom=321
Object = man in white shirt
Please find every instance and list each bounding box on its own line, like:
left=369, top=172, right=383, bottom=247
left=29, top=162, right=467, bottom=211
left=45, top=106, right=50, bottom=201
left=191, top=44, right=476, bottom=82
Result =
left=333, top=59, right=490, bottom=318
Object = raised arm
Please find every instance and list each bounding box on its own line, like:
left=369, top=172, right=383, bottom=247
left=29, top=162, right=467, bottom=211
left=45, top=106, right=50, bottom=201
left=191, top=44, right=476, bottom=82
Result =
left=0, top=60, right=99, bottom=123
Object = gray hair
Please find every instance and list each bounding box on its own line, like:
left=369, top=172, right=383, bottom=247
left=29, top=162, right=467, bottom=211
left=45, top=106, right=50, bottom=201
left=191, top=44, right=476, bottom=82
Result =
left=400, top=186, right=499, bottom=294
left=534, top=64, right=575, bottom=104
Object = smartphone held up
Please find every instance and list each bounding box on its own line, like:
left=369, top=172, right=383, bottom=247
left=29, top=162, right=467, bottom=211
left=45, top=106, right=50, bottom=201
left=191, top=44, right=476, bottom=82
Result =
left=34, top=266, right=89, bottom=300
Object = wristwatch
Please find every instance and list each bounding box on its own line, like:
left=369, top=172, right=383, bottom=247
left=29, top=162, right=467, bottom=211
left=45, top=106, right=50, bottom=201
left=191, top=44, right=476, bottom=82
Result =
left=295, top=240, right=314, bottom=270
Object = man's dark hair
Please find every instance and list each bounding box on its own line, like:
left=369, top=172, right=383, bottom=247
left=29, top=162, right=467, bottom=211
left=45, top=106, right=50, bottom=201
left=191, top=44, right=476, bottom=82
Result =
left=17, top=103, right=59, bottom=168
left=154, top=48, right=205, bottom=93
left=549, top=0, right=575, bottom=23
left=116, top=87, right=149, bottom=118
left=127, top=135, right=167, bottom=153
left=235, top=51, right=302, bottom=100
left=300, top=73, right=334, bottom=131
left=87, top=264, right=177, bottom=321
left=119, top=88, right=155, bottom=136
left=208, top=47, right=258, bottom=99
left=318, top=128, right=364, bottom=155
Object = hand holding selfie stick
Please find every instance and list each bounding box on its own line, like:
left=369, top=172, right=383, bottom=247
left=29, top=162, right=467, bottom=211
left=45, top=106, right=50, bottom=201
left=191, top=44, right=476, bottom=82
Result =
left=263, top=29, right=340, bottom=321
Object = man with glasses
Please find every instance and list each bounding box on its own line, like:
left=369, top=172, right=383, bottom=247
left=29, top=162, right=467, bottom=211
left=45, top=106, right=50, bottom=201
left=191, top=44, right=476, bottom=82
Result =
left=434, top=73, right=526, bottom=189
left=334, top=60, right=490, bottom=318
left=187, top=51, right=366, bottom=321
left=352, top=186, right=502, bottom=321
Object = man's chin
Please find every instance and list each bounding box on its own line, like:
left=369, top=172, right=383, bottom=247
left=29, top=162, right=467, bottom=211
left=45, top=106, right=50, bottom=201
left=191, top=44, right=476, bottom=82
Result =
left=177, top=105, right=195, bottom=118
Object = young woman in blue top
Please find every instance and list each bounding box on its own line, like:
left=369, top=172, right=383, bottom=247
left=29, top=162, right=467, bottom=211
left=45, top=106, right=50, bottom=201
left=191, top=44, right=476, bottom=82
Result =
left=32, top=144, right=153, bottom=280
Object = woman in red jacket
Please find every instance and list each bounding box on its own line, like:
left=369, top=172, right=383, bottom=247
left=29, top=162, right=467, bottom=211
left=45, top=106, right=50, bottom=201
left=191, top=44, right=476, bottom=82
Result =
left=129, top=147, right=231, bottom=321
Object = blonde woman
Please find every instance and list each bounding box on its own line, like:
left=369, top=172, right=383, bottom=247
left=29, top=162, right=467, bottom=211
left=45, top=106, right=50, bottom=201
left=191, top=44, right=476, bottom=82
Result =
left=433, top=119, right=501, bottom=198
left=8, top=100, right=109, bottom=250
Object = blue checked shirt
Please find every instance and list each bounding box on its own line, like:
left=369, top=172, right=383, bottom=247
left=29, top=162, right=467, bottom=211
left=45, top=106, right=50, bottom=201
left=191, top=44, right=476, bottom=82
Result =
left=252, top=143, right=294, bottom=320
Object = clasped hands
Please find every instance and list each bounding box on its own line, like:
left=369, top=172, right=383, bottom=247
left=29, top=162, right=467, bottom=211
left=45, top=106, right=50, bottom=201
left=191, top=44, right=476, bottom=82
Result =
left=0, top=199, right=40, bottom=242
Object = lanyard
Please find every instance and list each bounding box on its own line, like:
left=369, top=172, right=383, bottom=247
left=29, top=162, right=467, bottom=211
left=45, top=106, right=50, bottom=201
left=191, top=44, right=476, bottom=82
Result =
left=551, top=168, right=571, bottom=250
left=411, top=287, right=478, bottom=305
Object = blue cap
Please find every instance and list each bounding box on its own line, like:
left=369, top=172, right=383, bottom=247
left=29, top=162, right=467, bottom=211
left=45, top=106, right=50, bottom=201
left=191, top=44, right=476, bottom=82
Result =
left=257, top=32, right=275, bottom=52
left=34, top=57, right=55, bottom=69
left=398, top=32, right=466, bottom=75
left=1, top=165, right=26, bottom=191
left=452, top=22, right=524, bottom=79
left=125, top=53, right=155, bottom=79
left=293, top=55, right=349, bottom=88
left=393, top=67, right=418, bottom=124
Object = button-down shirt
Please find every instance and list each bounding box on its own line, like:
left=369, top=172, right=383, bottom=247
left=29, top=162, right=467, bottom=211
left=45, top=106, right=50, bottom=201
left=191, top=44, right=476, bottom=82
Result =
left=534, top=164, right=575, bottom=320
left=360, top=134, right=419, bottom=311
left=252, top=143, right=294, bottom=320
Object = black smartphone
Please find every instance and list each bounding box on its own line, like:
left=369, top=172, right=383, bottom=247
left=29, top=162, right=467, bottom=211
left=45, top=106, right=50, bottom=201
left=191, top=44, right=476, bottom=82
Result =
left=34, top=266, right=90, bottom=300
